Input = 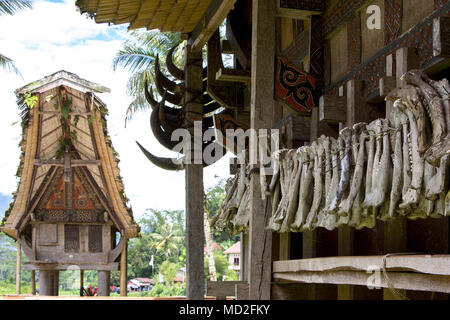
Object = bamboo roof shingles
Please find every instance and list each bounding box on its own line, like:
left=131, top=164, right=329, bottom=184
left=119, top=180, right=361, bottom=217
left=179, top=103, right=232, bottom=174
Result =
left=76, top=0, right=214, bottom=33
left=1, top=71, right=139, bottom=240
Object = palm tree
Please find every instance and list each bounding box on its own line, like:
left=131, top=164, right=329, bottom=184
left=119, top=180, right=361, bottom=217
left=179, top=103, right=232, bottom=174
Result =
left=0, top=0, right=33, bottom=75
left=150, top=222, right=183, bottom=260
left=112, top=29, right=183, bottom=123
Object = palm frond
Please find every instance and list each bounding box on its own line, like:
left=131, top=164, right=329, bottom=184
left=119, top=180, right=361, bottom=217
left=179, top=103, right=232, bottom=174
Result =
left=113, top=29, right=185, bottom=122
left=0, top=0, right=32, bottom=16
left=0, top=53, right=22, bottom=77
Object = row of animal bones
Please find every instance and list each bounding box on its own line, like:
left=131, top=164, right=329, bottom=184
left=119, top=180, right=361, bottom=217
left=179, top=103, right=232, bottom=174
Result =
left=212, top=70, right=450, bottom=234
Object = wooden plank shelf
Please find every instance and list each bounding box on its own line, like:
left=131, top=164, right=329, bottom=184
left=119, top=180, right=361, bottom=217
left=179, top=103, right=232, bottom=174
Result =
left=273, top=255, right=450, bottom=275
left=216, top=68, right=251, bottom=83
left=272, top=255, right=450, bottom=294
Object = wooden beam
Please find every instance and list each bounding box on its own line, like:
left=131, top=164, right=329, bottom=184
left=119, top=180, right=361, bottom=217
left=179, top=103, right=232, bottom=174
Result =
left=273, top=271, right=450, bottom=294
left=16, top=241, right=21, bottom=295
left=206, top=281, right=246, bottom=300
left=276, top=1, right=324, bottom=19
left=34, top=159, right=101, bottom=166
left=38, top=111, right=92, bottom=116
left=119, top=236, right=127, bottom=297
left=433, top=16, right=450, bottom=58
left=396, top=47, right=420, bottom=88
left=319, top=95, right=347, bottom=123
left=273, top=255, right=450, bottom=275
left=379, top=76, right=396, bottom=97
left=248, top=0, right=276, bottom=301
left=280, top=28, right=310, bottom=66
left=216, top=68, right=251, bottom=83
left=235, top=283, right=249, bottom=300
left=191, top=0, right=238, bottom=52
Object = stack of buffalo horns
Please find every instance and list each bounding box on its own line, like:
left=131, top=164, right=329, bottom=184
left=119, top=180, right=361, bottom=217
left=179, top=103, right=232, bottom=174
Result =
left=136, top=44, right=226, bottom=171
left=212, top=69, right=450, bottom=234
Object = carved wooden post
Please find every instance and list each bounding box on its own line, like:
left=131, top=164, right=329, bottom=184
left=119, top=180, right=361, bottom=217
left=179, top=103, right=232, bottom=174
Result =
left=185, top=43, right=205, bottom=300
left=16, top=241, right=21, bottom=295
left=248, top=0, right=275, bottom=300
left=120, top=236, right=127, bottom=296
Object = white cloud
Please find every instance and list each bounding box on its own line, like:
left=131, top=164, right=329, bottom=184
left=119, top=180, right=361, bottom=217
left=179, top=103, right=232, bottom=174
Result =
left=0, top=0, right=231, bottom=220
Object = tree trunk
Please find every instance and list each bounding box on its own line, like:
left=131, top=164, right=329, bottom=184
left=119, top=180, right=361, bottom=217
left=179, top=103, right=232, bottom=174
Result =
left=204, top=207, right=217, bottom=281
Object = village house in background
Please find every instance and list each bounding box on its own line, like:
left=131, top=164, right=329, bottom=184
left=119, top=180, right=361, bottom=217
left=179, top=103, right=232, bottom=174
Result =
left=127, top=278, right=153, bottom=292
left=223, top=241, right=241, bottom=278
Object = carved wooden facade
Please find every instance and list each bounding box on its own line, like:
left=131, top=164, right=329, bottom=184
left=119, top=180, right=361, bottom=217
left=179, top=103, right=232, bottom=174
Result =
left=1, top=71, right=139, bottom=295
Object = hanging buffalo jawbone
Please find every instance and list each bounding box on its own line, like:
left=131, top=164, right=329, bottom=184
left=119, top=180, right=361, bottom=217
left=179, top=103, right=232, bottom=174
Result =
left=275, top=56, right=318, bottom=114
left=213, top=70, right=450, bottom=234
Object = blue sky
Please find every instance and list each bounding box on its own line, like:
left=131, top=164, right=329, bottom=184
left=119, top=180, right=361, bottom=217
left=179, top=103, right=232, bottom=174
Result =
left=0, top=0, right=231, bottom=221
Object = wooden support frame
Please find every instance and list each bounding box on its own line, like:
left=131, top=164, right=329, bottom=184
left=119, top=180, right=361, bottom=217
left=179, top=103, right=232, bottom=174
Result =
left=119, top=236, right=127, bottom=297
left=276, top=1, right=324, bottom=20
left=190, top=0, right=238, bottom=52
left=319, top=96, right=347, bottom=124
left=184, top=44, right=205, bottom=300
left=248, top=0, right=276, bottom=301
left=273, top=271, right=450, bottom=294
left=16, top=241, right=21, bottom=295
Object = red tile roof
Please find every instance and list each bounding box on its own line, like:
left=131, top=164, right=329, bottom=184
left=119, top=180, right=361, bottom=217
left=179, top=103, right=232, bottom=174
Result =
left=223, top=241, right=240, bottom=254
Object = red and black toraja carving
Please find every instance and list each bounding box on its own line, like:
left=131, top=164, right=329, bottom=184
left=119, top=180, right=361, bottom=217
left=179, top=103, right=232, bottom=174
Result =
left=275, top=56, right=318, bottom=114
left=385, top=0, right=402, bottom=45
left=279, top=0, right=324, bottom=11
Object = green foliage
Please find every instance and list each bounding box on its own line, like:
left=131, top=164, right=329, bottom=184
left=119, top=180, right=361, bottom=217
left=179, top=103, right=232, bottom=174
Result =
left=112, top=29, right=184, bottom=122
left=0, top=0, right=33, bottom=76
left=23, top=91, right=38, bottom=109
left=159, top=261, right=178, bottom=283
left=204, top=251, right=230, bottom=281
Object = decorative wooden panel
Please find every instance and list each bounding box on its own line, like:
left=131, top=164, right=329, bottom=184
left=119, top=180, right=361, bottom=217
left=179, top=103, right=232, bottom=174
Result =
left=275, top=56, right=318, bottom=114
left=321, top=0, right=367, bottom=37
left=347, top=13, right=361, bottom=70
left=39, top=223, right=58, bottom=244
left=41, top=169, right=65, bottom=210
left=64, top=224, right=80, bottom=252
left=324, top=2, right=450, bottom=95
left=385, top=0, right=402, bottom=45
left=279, top=0, right=325, bottom=11
left=310, top=15, right=324, bottom=77
left=436, top=0, right=450, bottom=9
left=73, top=169, right=96, bottom=210
left=88, top=225, right=103, bottom=253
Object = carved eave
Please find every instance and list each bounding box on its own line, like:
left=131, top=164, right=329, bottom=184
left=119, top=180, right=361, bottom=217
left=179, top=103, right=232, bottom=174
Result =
left=1, top=72, right=139, bottom=240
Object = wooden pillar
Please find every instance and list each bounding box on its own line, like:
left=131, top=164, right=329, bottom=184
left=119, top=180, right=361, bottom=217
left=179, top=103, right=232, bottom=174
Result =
left=39, top=270, right=58, bottom=296
left=30, top=270, right=36, bottom=295
left=120, top=237, right=128, bottom=297
left=97, top=270, right=110, bottom=296
left=248, top=0, right=276, bottom=301
left=53, top=271, right=59, bottom=296
left=80, top=270, right=84, bottom=296
left=239, top=232, right=247, bottom=281
left=385, top=53, right=395, bottom=116
left=16, top=241, right=21, bottom=295
left=185, top=43, right=205, bottom=300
